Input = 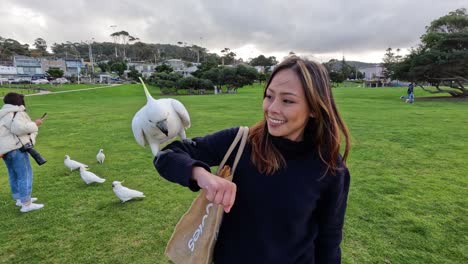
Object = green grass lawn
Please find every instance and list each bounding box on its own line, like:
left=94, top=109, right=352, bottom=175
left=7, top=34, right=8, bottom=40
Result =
left=0, top=87, right=38, bottom=96
left=0, top=84, right=466, bottom=263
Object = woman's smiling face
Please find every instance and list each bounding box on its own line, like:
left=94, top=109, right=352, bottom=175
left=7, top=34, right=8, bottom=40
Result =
left=263, top=69, right=311, bottom=142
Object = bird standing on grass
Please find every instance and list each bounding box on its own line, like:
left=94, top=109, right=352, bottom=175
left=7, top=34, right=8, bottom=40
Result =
left=112, top=181, right=145, bottom=203
left=64, top=155, right=88, bottom=171
left=79, top=166, right=105, bottom=184
left=131, top=77, right=191, bottom=156
left=96, top=149, right=105, bottom=164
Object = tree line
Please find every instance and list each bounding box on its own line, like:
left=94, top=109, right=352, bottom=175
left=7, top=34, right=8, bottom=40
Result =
left=382, top=8, right=468, bottom=97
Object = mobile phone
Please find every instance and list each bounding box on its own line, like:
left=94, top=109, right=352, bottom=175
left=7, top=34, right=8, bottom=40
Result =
left=40, top=112, right=48, bottom=120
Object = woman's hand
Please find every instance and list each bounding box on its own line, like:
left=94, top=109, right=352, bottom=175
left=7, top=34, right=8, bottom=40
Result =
left=192, top=166, right=237, bottom=213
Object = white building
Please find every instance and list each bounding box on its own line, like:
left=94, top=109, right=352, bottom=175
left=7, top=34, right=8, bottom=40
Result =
left=128, top=62, right=157, bottom=78
left=163, top=59, right=198, bottom=77
left=360, top=64, right=384, bottom=80
left=0, top=66, right=17, bottom=79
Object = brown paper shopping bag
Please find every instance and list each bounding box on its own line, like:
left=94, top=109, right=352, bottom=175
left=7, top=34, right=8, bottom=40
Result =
left=165, top=126, right=249, bottom=264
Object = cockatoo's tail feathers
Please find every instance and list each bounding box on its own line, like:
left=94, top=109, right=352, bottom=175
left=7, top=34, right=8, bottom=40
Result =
left=139, top=77, right=153, bottom=102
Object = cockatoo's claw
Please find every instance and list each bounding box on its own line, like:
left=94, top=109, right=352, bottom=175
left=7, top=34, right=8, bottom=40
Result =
left=182, top=138, right=196, bottom=146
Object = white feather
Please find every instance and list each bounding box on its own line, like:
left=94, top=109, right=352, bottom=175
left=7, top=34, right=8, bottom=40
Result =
left=64, top=155, right=88, bottom=171
left=112, top=181, right=145, bottom=203
left=131, top=77, right=191, bottom=156
left=79, top=166, right=105, bottom=184
left=96, top=149, right=105, bottom=164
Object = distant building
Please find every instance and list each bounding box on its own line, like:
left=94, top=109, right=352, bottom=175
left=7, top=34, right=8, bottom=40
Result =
left=360, top=64, right=384, bottom=81
left=128, top=62, right=157, bottom=78
left=181, top=65, right=198, bottom=77
left=0, top=65, right=17, bottom=79
left=163, top=59, right=198, bottom=77
left=253, top=65, right=277, bottom=73
left=14, top=56, right=44, bottom=78
left=64, top=59, right=84, bottom=77
left=360, top=64, right=389, bottom=87
left=165, top=59, right=186, bottom=72
left=41, top=59, right=66, bottom=74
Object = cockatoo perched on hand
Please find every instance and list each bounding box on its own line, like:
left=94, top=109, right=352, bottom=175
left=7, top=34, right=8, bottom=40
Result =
left=112, top=181, right=145, bottom=203
left=96, top=149, right=105, bottom=164
left=132, top=77, right=191, bottom=156
left=64, top=155, right=88, bottom=171
left=79, top=166, right=105, bottom=184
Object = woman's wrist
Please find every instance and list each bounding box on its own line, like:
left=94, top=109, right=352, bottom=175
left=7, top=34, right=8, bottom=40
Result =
left=191, top=166, right=205, bottom=183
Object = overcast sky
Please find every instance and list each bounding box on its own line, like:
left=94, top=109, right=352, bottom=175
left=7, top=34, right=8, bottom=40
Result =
left=0, top=0, right=465, bottom=63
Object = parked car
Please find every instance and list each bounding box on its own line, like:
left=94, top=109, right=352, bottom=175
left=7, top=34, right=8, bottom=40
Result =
left=9, top=78, right=31, bottom=84
left=32, top=79, right=49, bottom=84
left=51, top=77, right=69, bottom=84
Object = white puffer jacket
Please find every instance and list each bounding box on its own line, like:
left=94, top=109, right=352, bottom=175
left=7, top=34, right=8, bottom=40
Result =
left=0, top=104, right=38, bottom=155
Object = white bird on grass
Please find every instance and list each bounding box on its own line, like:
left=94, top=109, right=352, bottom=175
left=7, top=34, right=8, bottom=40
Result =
left=132, top=77, right=191, bottom=156
left=64, top=155, right=88, bottom=171
left=96, top=149, right=105, bottom=164
left=79, top=166, right=105, bottom=184
left=112, top=181, right=145, bottom=203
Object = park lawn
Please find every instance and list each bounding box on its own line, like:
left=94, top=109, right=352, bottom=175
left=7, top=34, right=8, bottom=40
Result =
left=0, top=87, right=38, bottom=96
left=0, top=84, right=466, bottom=263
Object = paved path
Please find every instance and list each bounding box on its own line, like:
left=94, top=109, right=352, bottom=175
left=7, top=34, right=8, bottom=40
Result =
left=24, top=84, right=123, bottom=97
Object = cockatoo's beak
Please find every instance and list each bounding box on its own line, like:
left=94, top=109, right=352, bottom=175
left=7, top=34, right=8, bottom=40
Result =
left=156, top=120, right=168, bottom=136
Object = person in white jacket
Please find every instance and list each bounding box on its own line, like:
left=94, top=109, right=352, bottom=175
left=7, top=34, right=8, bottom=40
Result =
left=0, top=93, right=45, bottom=213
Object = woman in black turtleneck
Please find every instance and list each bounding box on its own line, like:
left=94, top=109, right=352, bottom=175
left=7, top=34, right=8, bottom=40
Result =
left=155, top=56, right=351, bottom=264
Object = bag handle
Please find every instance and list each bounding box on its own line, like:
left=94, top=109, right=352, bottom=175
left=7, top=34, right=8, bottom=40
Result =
left=216, top=127, right=249, bottom=175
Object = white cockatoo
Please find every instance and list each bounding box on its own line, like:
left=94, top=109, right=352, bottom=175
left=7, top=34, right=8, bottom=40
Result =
left=112, top=181, right=145, bottom=203
left=132, top=77, right=191, bottom=156
left=96, top=149, right=105, bottom=164
left=79, top=166, right=105, bottom=184
left=64, top=155, right=88, bottom=171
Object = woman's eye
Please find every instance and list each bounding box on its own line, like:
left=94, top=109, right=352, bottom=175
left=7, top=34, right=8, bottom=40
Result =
left=265, top=95, right=272, bottom=99
left=283, top=99, right=294, bottom=104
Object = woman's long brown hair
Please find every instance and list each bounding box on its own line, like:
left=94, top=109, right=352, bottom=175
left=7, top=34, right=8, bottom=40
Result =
left=250, top=56, right=350, bottom=175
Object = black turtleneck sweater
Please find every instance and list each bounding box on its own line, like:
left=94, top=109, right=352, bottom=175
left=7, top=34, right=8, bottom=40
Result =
left=154, top=127, right=350, bottom=264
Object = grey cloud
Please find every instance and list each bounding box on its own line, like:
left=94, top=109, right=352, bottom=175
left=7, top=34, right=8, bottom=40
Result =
left=1, top=0, right=466, bottom=62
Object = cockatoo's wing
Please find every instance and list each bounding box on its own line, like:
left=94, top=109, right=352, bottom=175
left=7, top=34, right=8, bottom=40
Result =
left=66, top=159, right=88, bottom=170
left=121, top=186, right=145, bottom=198
left=96, top=153, right=105, bottom=164
left=82, top=171, right=105, bottom=184
left=131, top=110, right=148, bottom=147
left=170, top=99, right=191, bottom=128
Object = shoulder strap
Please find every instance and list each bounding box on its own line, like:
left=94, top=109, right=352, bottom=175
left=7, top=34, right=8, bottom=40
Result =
left=10, top=111, right=30, bottom=147
left=216, top=127, right=249, bottom=175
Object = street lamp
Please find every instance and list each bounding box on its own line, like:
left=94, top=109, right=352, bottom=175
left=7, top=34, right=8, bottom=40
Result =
left=87, top=38, right=95, bottom=83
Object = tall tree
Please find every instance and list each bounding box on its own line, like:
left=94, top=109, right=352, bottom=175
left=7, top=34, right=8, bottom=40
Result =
left=220, top=48, right=236, bottom=65
left=34, top=38, right=47, bottom=53
left=0, top=37, right=30, bottom=60
left=249, top=55, right=278, bottom=66
left=392, top=8, right=468, bottom=97
left=110, top=31, right=136, bottom=59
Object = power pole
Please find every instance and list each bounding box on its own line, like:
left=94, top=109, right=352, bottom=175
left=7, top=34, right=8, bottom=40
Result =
left=88, top=39, right=95, bottom=83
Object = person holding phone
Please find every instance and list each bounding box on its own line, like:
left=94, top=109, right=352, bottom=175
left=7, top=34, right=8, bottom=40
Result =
left=0, top=92, right=45, bottom=213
